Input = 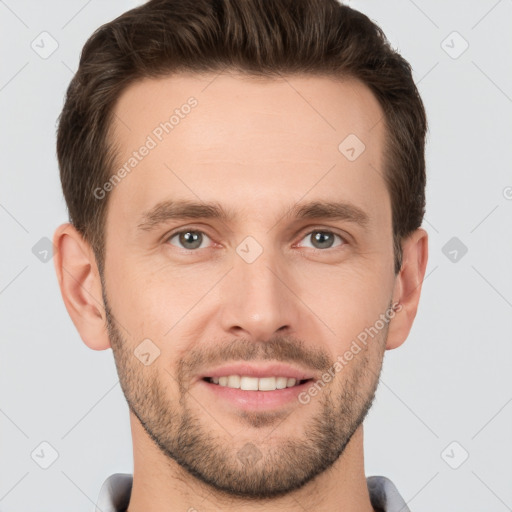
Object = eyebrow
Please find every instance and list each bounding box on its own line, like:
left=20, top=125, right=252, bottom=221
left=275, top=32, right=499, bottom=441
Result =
left=137, top=199, right=370, bottom=232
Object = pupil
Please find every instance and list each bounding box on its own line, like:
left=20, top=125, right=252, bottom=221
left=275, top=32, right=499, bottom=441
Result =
left=180, top=231, right=202, bottom=249
left=313, top=231, right=333, bottom=249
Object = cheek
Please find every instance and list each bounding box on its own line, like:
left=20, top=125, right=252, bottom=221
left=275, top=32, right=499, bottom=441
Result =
left=106, top=260, right=214, bottom=360
left=295, top=261, right=391, bottom=339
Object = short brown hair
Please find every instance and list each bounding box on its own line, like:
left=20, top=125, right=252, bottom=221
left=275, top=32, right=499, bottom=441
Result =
left=57, top=0, right=427, bottom=275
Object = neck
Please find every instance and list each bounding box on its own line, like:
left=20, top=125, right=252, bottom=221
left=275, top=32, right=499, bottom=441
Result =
left=126, top=415, right=375, bottom=512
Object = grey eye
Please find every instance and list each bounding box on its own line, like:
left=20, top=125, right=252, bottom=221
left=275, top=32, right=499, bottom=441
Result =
left=300, top=230, right=343, bottom=249
left=168, top=230, right=211, bottom=250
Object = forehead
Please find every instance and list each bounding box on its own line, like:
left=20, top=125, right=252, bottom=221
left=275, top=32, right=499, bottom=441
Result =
left=107, top=72, right=389, bottom=229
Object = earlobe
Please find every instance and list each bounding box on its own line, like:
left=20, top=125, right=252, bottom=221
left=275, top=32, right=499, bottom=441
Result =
left=53, top=223, right=111, bottom=351
left=386, top=228, right=429, bottom=350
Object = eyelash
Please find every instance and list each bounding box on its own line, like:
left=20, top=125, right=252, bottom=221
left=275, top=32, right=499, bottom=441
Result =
left=165, top=227, right=347, bottom=252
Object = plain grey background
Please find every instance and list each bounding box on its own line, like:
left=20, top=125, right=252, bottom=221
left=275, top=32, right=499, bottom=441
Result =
left=1, top=0, right=511, bottom=510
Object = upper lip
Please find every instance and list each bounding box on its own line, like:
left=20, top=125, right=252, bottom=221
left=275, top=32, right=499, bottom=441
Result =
left=198, top=362, right=316, bottom=382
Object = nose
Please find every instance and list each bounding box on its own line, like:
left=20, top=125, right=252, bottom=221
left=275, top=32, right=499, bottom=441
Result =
left=217, top=241, right=301, bottom=342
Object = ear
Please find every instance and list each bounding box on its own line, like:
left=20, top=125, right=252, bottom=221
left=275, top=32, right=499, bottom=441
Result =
left=53, top=223, right=111, bottom=351
left=386, top=228, right=429, bottom=350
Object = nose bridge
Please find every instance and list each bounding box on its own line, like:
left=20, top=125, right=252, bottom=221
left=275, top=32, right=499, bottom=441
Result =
left=219, top=237, right=298, bottom=339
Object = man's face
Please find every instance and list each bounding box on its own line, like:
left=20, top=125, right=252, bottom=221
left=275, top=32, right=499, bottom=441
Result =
left=102, top=72, right=396, bottom=497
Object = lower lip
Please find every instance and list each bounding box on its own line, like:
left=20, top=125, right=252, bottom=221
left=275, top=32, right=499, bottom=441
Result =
left=198, top=379, right=312, bottom=411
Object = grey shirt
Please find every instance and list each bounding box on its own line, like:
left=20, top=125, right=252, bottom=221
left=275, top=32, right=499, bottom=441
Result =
left=95, top=473, right=411, bottom=512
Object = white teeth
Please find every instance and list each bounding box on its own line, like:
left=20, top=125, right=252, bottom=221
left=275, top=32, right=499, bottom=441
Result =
left=227, top=375, right=240, bottom=388
left=240, top=376, right=259, bottom=390
left=258, top=377, right=276, bottom=391
left=276, top=377, right=287, bottom=389
left=208, top=375, right=304, bottom=391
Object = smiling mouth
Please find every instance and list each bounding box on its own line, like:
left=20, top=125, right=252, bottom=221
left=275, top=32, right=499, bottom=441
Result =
left=203, top=376, right=312, bottom=391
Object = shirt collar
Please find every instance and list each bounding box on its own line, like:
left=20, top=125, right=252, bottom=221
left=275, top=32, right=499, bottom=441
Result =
left=95, top=473, right=410, bottom=512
